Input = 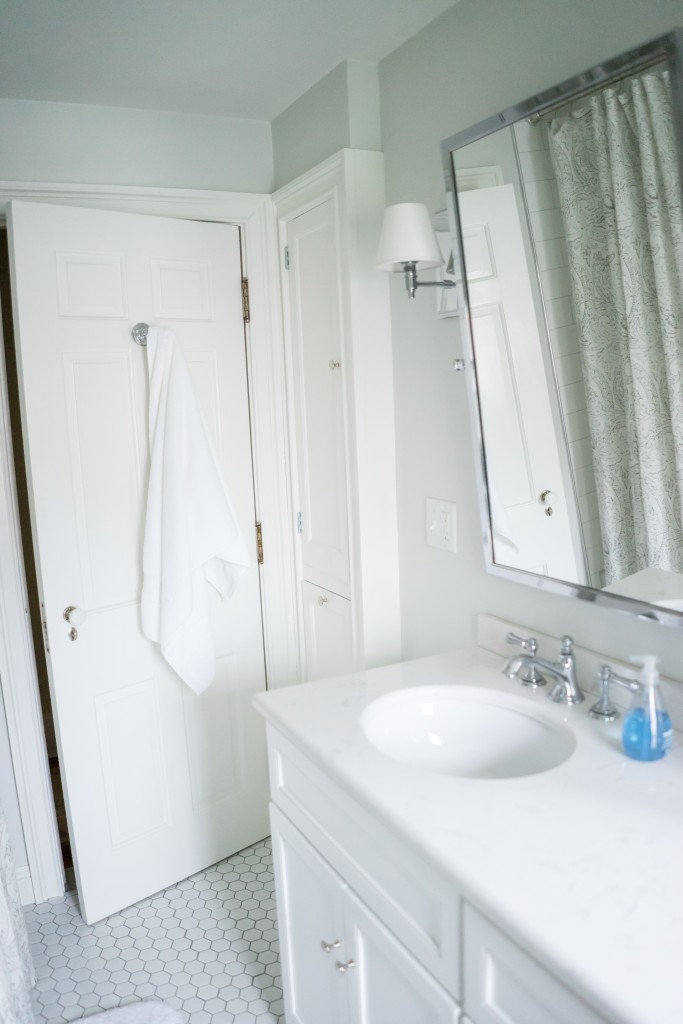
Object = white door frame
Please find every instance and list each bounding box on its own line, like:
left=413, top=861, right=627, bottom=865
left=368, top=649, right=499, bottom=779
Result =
left=0, top=180, right=298, bottom=903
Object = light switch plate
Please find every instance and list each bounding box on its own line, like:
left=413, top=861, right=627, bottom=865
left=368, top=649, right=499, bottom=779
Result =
left=426, top=498, right=457, bottom=553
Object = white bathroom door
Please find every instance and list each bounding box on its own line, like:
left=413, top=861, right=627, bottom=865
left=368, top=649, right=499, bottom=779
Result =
left=459, top=185, right=586, bottom=582
left=8, top=200, right=269, bottom=923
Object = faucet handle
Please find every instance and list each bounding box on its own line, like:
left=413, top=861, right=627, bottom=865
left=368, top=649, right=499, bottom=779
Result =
left=504, top=633, right=546, bottom=688
left=560, top=635, right=574, bottom=656
left=588, top=664, right=639, bottom=721
left=506, top=632, right=538, bottom=657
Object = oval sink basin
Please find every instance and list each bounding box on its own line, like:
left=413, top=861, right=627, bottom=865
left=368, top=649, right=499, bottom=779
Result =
left=361, top=685, right=575, bottom=779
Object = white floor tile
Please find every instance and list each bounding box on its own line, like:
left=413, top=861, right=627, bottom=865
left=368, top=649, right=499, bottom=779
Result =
left=24, top=838, right=283, bottom=1024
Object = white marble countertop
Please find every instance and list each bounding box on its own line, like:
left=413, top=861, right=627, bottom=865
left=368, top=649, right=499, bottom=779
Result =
left=255, top=640, right=683, bottom=1024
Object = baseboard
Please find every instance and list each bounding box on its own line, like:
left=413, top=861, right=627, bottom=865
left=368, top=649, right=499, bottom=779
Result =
left=16, top=865, right=35, bottom=906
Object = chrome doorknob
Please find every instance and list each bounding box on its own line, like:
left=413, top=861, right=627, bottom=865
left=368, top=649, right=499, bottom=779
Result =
left=63, top=606, right=86, bottom=626
left=63, top=605, right=86, bottom=640
left=539, top=490, right=555, bottom=516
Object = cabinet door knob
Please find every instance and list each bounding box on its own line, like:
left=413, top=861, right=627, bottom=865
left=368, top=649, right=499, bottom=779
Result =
left=329, top=360, right=340, bottom=370
left=320, top=939, right=341, bottom=953
left=335, top=959, right=356, bottom=973
left=318, top=595, right=328, bottom=606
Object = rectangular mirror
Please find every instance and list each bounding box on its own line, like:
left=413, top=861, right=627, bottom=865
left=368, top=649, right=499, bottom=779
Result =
left=442, top=31, right=683, bottom=627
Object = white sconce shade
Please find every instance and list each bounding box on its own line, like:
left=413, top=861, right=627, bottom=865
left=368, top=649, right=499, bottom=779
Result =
left=375, top=203, right=444, bottom=272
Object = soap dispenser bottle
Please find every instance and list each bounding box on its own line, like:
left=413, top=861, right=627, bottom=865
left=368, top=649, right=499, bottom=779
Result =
left=622, top=655, right=673, bottom=762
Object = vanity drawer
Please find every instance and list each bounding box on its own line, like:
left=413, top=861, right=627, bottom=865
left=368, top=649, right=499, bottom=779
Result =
left=463, top=905, right=610, bottom=1024
left=266, top=726, right=461, bottom=999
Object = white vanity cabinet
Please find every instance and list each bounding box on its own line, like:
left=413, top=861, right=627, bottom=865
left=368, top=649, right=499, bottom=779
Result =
left=261, top=714, right=615, bottom=1024
left=257, top=640, right=683, bottom=1024
left=271, top=805, right=459, bottom=1024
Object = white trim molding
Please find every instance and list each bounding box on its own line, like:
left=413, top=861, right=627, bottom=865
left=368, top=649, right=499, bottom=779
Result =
left=0, top=302, right=63, bottom=903
left=0, top=180, right=298, bottom=903
left=16, top=865, right=35, bottom=906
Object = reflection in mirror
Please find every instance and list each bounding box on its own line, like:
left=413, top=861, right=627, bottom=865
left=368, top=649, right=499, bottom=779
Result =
left=443, top=33, right=683, bottom=622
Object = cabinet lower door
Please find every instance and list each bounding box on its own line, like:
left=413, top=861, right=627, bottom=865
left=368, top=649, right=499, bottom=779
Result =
left=270, top=806, right=348, bottom=1024
left=347, top=891, right=460, bottom=1024
left=302, top=581, right=355, bottom=680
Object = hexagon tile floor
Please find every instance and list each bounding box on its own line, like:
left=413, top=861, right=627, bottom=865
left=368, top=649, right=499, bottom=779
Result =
left=24, top=837, right=284, bottom=1024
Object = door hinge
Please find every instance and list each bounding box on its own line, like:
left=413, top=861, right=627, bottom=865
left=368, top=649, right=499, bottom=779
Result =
left=296, top=511, right=303, bottom=534
left=255, top=522, right=264, bottom=564
left=241, top=278, right=250, bottom=323
left=41, top=603, right=50, bottom=653
left=284, top=246, right=290, bottom=271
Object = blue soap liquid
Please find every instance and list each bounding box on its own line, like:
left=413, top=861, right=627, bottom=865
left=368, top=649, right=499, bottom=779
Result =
left=622, top=708, right=673, bottom=761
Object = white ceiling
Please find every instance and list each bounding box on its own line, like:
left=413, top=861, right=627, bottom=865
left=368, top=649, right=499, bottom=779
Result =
left=0, top=0, right=456, bottom=121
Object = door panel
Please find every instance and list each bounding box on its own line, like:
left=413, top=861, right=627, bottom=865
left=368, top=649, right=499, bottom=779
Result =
left=63, top=351, right=143, bottom=605
left=287, top=198, right=350, bottom=597
left=8, top=200, right=268, bottom=922
left=460, top=185, right=586, bottom=582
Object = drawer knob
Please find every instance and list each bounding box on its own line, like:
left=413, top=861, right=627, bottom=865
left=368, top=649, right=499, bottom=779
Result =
left=335, top=959, right=356, bottom=973
left=321, top=939, right=341, bottom=954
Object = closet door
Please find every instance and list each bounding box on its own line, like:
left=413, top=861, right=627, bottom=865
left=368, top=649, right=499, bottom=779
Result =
left=287, top=198, right=351, bottom=599
left=8, top=200, right=268, bottom=923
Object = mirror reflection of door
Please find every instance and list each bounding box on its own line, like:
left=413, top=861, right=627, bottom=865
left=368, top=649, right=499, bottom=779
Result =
left=446, top=37, right=683, bottom=617
left=458, top=181, right=588, bottom=583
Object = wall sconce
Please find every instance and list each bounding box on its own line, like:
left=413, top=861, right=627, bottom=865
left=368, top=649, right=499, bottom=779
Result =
left=376, top=202, right=457, bottom=299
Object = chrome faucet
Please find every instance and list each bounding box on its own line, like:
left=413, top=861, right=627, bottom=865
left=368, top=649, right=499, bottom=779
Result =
left=503, top=632, right=584, bottom=705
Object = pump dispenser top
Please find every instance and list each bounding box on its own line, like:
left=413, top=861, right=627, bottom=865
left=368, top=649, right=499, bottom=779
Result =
left=631, top=655, right=659, bottom=687
left=622, top=655, right=672, bottom=762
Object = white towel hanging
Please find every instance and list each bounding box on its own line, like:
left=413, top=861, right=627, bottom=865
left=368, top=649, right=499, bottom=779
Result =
left=141, top=327, right=250, bottom=694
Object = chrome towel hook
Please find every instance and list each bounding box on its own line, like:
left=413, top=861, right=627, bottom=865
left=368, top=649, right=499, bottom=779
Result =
left=132, top=322, right=149, bottom=347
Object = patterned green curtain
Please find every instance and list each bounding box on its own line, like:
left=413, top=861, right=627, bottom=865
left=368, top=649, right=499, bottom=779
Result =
left=548, top=67, right=683, bottom=585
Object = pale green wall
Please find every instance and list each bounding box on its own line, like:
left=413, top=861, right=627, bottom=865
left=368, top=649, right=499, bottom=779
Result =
left=0, top=99, right=273, bottom=192
left=378, top=0, right=683, bottom=678
left=272, top=61, right=381, bottom=189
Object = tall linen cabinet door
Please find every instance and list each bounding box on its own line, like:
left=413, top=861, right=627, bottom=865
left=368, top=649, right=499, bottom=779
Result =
left=286, top=198, right=351, bottom=599
left=270, top=807, right=349, bottom=1024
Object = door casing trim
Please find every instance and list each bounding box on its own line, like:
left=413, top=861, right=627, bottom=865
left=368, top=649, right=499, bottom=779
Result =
left=0, top=180, right=297, bottom=903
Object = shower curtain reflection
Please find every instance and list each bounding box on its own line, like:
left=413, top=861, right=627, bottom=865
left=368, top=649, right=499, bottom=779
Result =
left=548, top=66, right=683, bottom=586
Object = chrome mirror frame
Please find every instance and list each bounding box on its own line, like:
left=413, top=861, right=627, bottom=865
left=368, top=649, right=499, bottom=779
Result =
left=440, top=30, right=683, bottom=628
